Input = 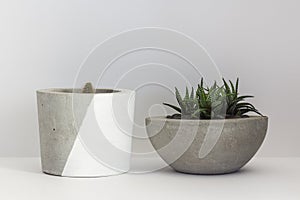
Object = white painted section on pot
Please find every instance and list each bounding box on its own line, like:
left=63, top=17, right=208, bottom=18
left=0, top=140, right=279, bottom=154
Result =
left=62, top=89, right=135, bottom=177
left=61, top=137, right=120, bottom=177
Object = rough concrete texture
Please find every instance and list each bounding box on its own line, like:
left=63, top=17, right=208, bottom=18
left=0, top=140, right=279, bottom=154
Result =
left=36, top=89, right=93, bottom=175
left=146, top=116, right=268, bottom=174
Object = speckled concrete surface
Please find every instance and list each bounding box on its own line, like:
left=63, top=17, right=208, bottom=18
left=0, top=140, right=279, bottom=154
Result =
left=36, top=89, right=93, bottom=175
left=146, top=116, right=268, bottom=174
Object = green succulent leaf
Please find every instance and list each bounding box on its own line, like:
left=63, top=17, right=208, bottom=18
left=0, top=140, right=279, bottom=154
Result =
left=184, top=87, right=189, bottom=100
left=190, top=87, right=194, bottom=99
left=163, top=103, right=181, bottom=113
left=175, top=87, right=183, bottom=108
left=235, top=78, right=239, bottom=96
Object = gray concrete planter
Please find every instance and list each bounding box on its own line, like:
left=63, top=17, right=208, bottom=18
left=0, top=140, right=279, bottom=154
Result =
left=146, top=116, right=268, bottom=174
left=37, top=88, right=135, bottom=177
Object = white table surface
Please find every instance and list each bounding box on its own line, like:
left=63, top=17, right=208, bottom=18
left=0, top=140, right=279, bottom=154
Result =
left=0, top=157, right=299, bottom=200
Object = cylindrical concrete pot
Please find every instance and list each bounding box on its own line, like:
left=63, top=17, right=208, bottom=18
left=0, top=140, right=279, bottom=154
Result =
left=37, top=88, right=135, bottom=177
left=145, top=116, right=268, bottom=174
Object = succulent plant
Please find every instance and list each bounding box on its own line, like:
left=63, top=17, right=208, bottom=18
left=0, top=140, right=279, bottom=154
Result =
left=164, top=78, right=262, bottom=119
left=163, top=87, right=198, bottom=119
left=222, top=78, right=262, bottom=118
left=82, top=82, right=95, bottom=93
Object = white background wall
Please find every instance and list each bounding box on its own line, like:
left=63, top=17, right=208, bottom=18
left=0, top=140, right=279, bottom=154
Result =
left=0, top=0, right=299, bottom=157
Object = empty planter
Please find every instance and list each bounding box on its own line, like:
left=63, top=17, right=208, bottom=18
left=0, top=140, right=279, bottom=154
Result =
left=36, top=85, right=135, bottom=177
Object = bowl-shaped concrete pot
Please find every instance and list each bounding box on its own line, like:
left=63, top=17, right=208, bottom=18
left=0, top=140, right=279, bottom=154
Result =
left=37, top=88, right=135, bottom=177
left=145, top=116, right=268, bottom=174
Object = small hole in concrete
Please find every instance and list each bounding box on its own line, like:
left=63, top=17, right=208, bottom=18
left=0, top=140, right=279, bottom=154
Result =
left=41, top=104, right=43, bottom=106
left=52, top=128, right=56, bottom=131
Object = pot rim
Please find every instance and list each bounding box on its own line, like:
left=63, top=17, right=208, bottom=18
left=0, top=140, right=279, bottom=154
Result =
left=36, top=88, right=134, bottom=95
left=146, top=115, right=268, bottom=123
